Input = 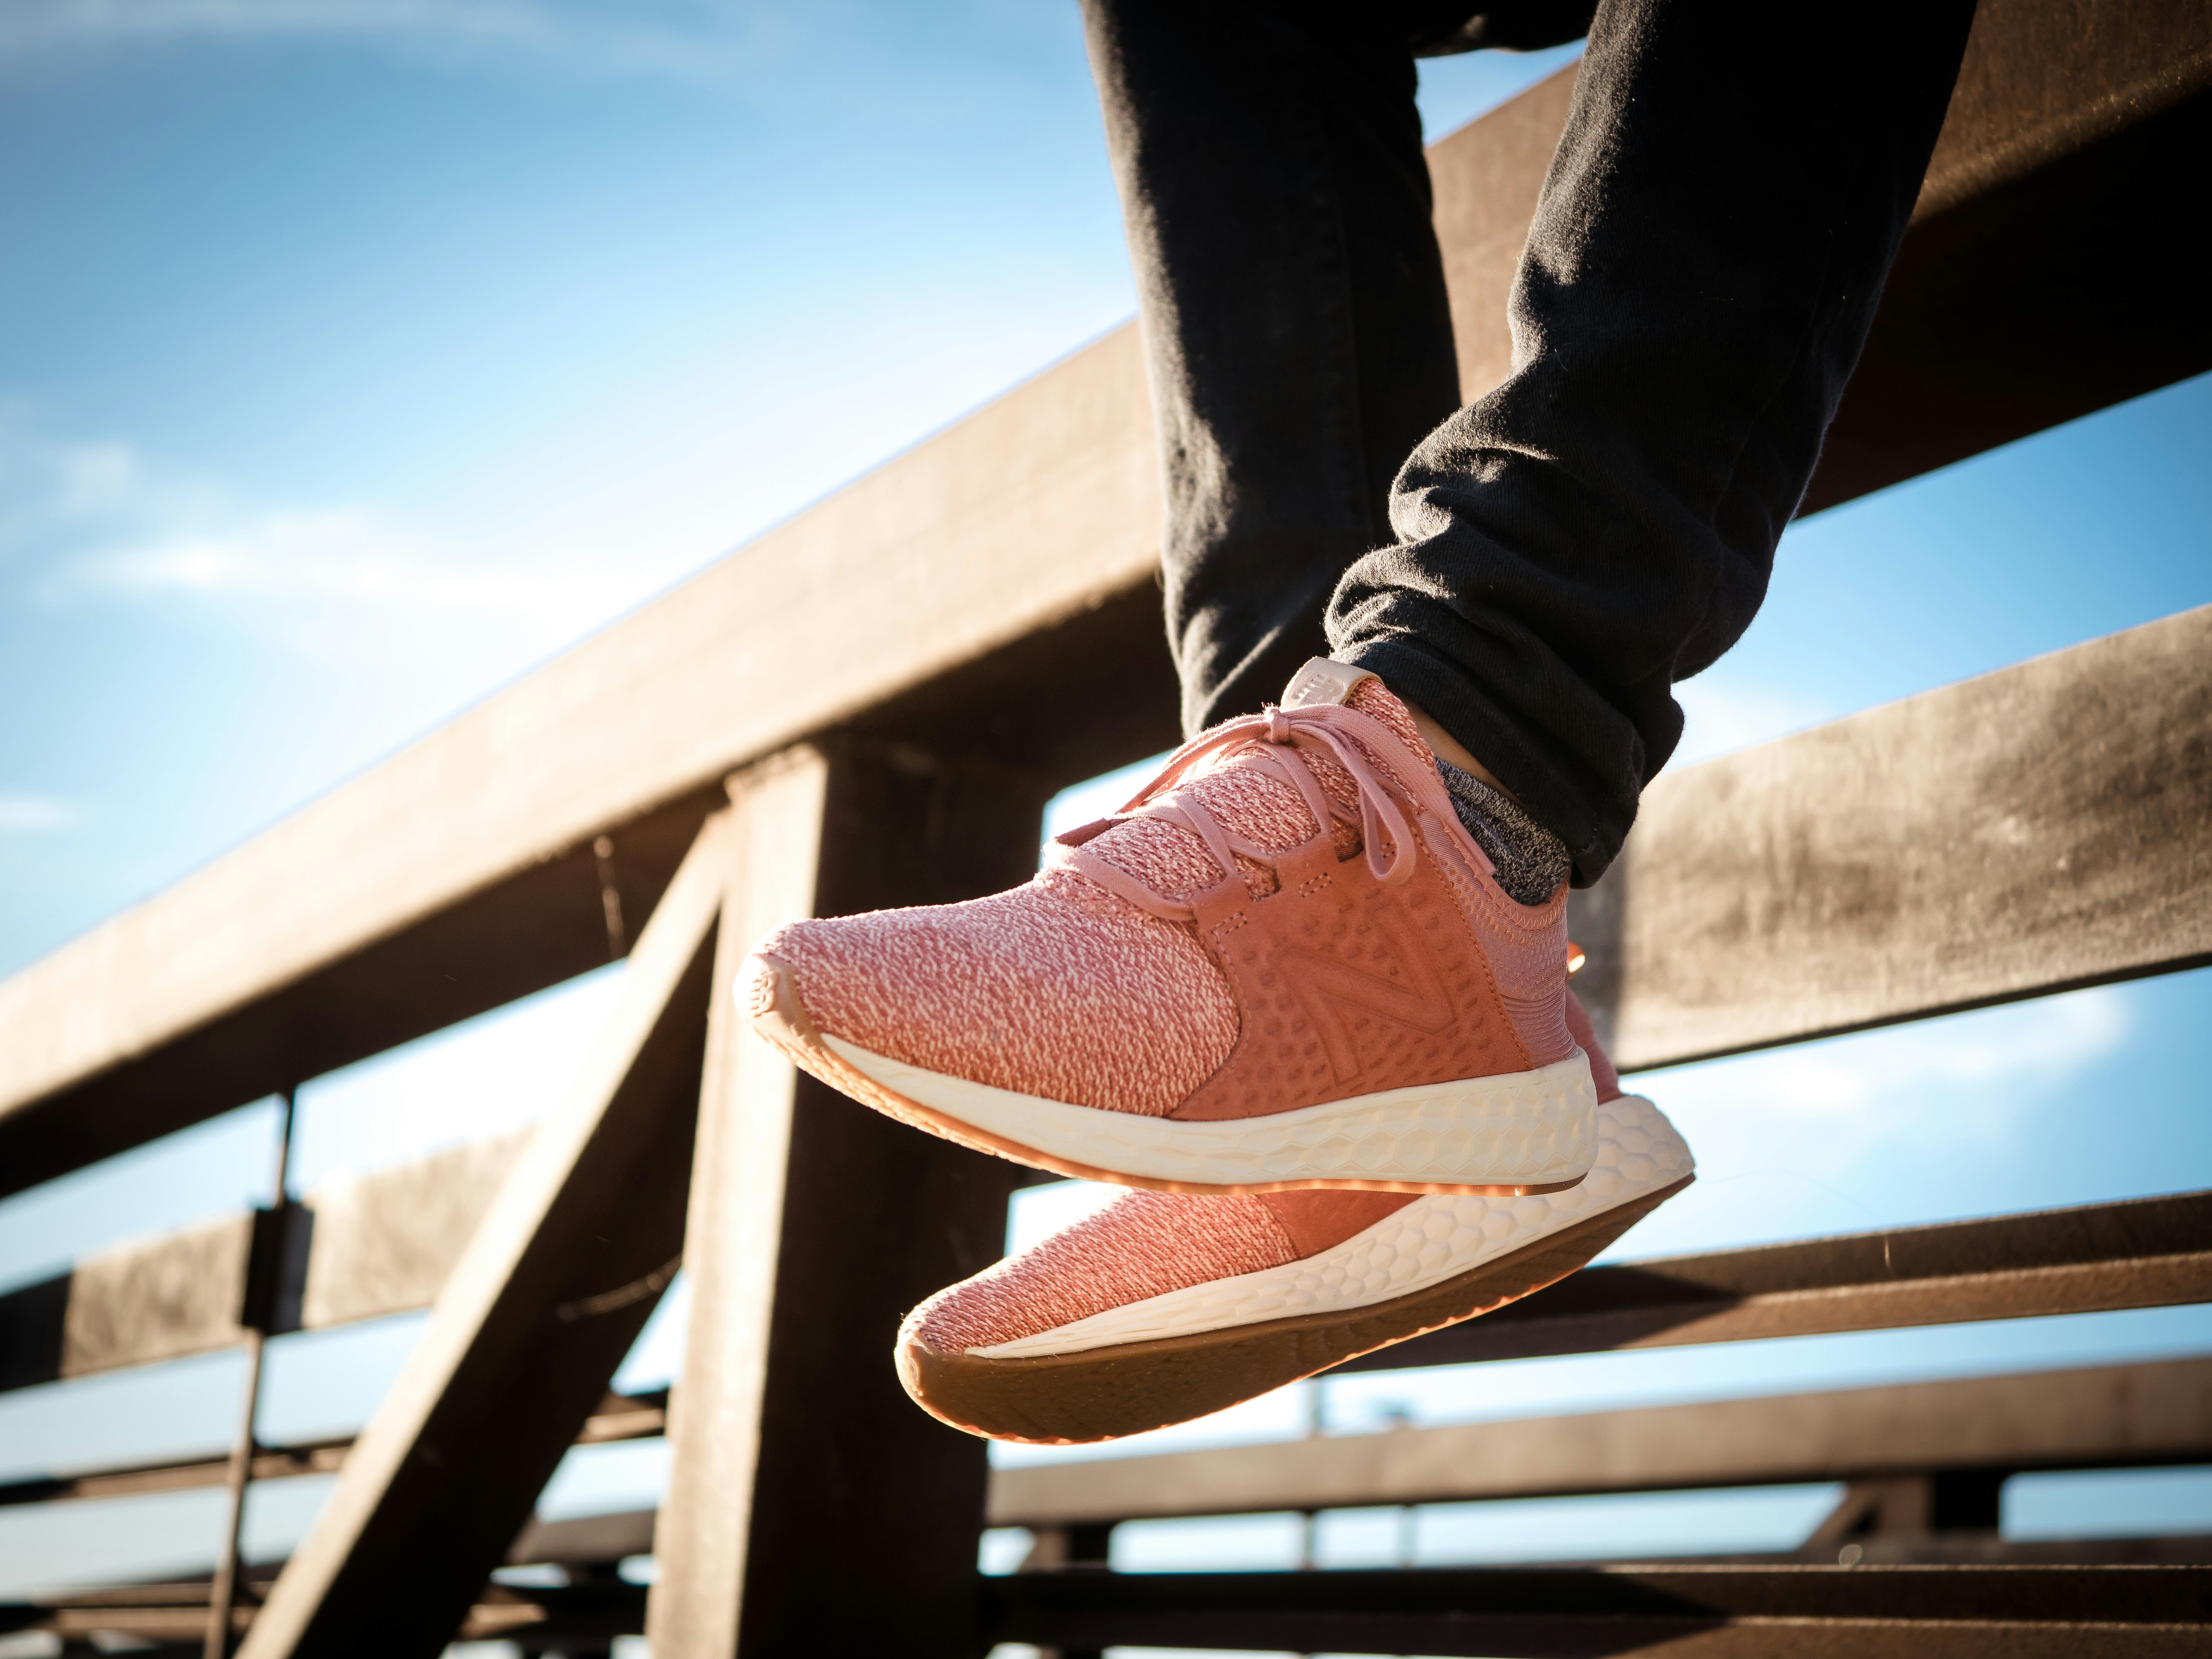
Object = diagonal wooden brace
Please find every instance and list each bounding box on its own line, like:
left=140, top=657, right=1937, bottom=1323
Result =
left=237, top=811, right=733, bottom=1658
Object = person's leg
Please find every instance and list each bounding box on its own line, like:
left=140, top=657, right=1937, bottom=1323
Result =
left=1078, top=0, right=1463, bottom=737
left=1330, top=0, right=1981, bottom=885
left=749, top=1, right=1984, bottom=1445
left=1083, top=0, right=1584, bottom=904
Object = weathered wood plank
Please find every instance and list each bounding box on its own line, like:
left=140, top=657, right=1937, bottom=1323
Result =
left=1346, top=1187, right=2212, bottom=1373
left=0, top=1135, right=527, bottom=1394
left=1426, top=64, right=1575, bottom=406
left=0, top=1214, right=259, bottom=1391
left=61, top=1214, right=252, bottom=1380
left=0, top=1393, right=664, bottom=1510
left=988, top=1356, right=2212, bottom=1527
left=651, top=742, right=1051, bottom=1656
left=297, top=1133, right=526, bottom=1331
left=1573, top=605, right=2212, bottom=1071
left=985, top=1561, right=2212, bottom=1659
left=1807, top=0, right=2212, bottom=509
left=510, top=1507, right=657, bottom=1570
left=1431, top=0, right=2212, bottom=434
left=6, top=1581, right=648, bottom=1650
left=9, top=1156, right=2203, bottom=1403
left=2, top=0, right=2204, bottom=1197
left=23, top=1564, right=2208, bottom=1656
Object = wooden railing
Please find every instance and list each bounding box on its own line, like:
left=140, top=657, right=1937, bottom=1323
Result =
left=2, top=0, right=2209, bottom=1652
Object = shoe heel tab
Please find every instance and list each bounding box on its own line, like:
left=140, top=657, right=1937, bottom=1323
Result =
left=1281, top=658, right=1378, bottom=710
left=1564, top=987, right=1623, bottom=1101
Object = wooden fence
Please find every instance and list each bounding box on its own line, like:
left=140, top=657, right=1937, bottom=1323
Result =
left=3, top=0, right=2210, bottom=1651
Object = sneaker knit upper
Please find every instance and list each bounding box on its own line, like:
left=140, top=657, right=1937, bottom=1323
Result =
left=909, top=1187, right=1298, bottom=1356
left=763, top=678, right=1446, bottom=1117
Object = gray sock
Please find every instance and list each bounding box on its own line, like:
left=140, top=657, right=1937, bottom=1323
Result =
left=1435, top=759, right=1570, bottom=905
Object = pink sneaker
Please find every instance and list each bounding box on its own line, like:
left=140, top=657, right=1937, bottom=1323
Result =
left=898, top=993, right=1693, bottom=1444
left=744, top=659, right=1595, bottom=1196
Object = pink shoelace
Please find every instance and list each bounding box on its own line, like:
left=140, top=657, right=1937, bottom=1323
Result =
left=1046, top=701, right=1434, bottom=923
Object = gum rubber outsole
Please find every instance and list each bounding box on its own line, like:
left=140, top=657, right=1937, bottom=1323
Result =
left=745, top=953, right=1583, bottom=1198
left=897, top=1173, right=1694, bottom=1445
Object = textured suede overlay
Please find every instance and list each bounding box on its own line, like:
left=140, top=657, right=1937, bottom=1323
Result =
left=1171, top=832, right=1531, bottom=1121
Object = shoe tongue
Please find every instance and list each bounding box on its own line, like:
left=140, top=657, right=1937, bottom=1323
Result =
left=1077, top=665, right=1436, bottom=906
left=1281, top=658, right=1431, bottom=766
left=1344, top=674, right=1430, bottom=766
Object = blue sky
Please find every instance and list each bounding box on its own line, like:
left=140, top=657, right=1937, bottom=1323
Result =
left=0, top=0, right=2207, bottom=1619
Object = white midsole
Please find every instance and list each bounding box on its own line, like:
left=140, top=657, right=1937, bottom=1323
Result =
left=821, top=1034, right=1598, bottom=1191
left=972, top=1093, right=1693, bottom=1359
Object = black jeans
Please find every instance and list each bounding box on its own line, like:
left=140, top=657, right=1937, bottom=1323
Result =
left=1080, top=0, right=1977, bottom=883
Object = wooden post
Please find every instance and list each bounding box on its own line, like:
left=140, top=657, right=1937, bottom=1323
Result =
left=649, top=739, right=1053, bottom=1656
left=648, top=749, right=829, bottom=1655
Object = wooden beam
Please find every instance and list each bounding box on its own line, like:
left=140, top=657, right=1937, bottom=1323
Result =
left=1571, top=604, right=2212, bottom=1070
left=1346, top=1187, right=2212, bottom=1372
left=16, top=1563, right=2211, bottom=1657
left=646, top=748, right=828, bottom=1656
left=649, top=739, right=1057, bottom=1655
left=235, top=818, right=726, bottom=1659
left=1804, top=0, right=2212, bottom=510
left=3, top=1580, right=649, bottom=1650
left=1433, top=0, right=2212, bottom=515
left=10, top=1159, right=2200, bottom=1406
left=0, top=1393, right=665, bottom=1511
left=985, top=1562, right=2212, bottom=1659
left=0, top=324, right=1162, bottom=1199
left=16, top=1187, right=2194, bottom=1508
left=296, top=1132, right=526, bottom=1331
left=54, top=1211, right=252, bottom=1382
left=509, top=1506, right=657, bottom=1570
left=3, top=0, right=2205, bottom=1197
left=988, top=1356, right=2212, bottom=1527
left=0, top=1133, right=527, bottom=1394
left=1773, top=1531, right=2212, bottom=1569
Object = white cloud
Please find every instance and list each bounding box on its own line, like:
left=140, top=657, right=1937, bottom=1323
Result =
left=0, top=794, right=76, bottom=832
left=0, top=419, right=219, bottom=558
left=1658, top=986, right=2130, bottom=1135
left=1671, top=675, right=1834, bottom=767
left=0, top=413, right=667, bottom=670
left=0, top=0, right=792, bottom=84
left=68, top=506, right=638, bottom=638
left=47, top=440, right=143, bottom=518
left=1617, top=984, right=2136, bottom=1253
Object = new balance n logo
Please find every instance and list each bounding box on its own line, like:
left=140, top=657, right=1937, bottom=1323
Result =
left=1278, top=911, right=1455, bottom=1082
